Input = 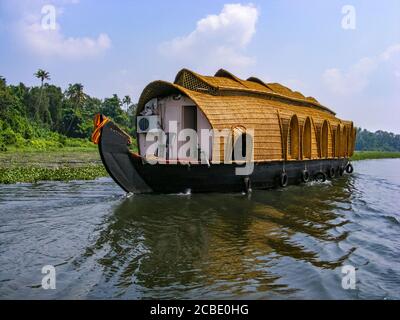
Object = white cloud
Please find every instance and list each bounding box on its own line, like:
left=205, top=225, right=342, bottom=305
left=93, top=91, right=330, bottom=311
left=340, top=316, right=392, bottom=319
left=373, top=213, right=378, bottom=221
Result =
left=323, top=44, right=400, bottom=95
left=159, top=3, right=259, bottom=71
left=323, top=57, right=377, bottom=95
left=10, top=0, right=111, bottom=60
left=380, top=44, right=400, bottom=61
left=19, top=22, right=111, bottom=59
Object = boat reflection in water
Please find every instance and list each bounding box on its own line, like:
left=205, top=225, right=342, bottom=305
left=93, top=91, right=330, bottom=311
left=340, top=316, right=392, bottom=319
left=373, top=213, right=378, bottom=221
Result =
left=78, top=176, right=356, bottom=299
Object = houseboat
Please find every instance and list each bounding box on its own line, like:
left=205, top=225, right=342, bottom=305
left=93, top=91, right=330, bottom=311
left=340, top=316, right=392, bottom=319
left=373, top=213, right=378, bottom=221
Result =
left=92, top=69, right=356, bottom=194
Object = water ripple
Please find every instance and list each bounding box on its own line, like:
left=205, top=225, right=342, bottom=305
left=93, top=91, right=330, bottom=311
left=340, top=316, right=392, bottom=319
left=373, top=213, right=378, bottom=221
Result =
left=0, top=159, right=399, bottom=299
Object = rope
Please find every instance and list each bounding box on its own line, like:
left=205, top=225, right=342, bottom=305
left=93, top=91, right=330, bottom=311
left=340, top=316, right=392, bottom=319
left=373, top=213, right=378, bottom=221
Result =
left=91, top=114, right=109, bottom=144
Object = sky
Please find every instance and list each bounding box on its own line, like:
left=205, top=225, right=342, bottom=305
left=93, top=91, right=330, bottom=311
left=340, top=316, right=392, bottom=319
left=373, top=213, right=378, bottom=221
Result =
left=0, top=0, right=399, bottom=132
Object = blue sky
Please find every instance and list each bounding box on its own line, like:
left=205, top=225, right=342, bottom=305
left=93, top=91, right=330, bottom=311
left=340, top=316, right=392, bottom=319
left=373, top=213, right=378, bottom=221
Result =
left=0, top=0, right=399, bottom=132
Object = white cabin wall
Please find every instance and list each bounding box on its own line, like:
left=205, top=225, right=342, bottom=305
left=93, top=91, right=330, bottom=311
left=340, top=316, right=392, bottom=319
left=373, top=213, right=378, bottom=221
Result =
left=197, top=107, right=212, bottom=160
left=138, top=95, right=212, bottom=160
left=163, top=96, right=187, bottom=161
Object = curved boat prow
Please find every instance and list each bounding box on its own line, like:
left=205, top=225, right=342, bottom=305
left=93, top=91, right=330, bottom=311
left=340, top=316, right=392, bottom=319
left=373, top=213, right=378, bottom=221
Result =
left=92, top=114, right=152, bottom=194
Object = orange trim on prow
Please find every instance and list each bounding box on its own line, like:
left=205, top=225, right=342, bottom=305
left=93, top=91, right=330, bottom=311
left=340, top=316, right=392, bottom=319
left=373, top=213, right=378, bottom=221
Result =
left=91, top=114, right=110, bottom=144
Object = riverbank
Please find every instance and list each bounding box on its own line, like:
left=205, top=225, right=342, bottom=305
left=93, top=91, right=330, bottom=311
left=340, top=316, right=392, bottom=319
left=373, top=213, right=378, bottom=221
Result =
left=1, top=150, right=400, bottom=184
left=0, top=149, right=107, bottom=184
left=351, top=151, right=400, bottom=161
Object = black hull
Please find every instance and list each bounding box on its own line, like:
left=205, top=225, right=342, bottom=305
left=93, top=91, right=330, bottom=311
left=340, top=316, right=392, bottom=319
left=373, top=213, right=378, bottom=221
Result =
left=99, top=121, right=351, bottom=194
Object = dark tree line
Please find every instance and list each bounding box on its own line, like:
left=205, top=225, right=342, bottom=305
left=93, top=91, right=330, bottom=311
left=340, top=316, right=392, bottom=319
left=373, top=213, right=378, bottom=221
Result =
left=0, top=70, right=137, bottom=149
left=355, top=128, right=400, bottom=152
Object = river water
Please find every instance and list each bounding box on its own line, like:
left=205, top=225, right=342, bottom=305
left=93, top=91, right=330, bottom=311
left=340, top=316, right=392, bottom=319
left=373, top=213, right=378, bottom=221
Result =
left=0, top=159, right=399, bottom=299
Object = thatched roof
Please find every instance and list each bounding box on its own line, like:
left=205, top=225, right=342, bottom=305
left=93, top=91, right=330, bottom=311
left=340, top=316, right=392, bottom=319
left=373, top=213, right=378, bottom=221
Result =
left=138, top=68, right=335, bottom=115
left=137, top=69, right=355, bottom=161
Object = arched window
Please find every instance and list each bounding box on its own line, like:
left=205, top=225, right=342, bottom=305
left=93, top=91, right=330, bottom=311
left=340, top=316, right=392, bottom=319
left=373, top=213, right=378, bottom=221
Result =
left=321, top=120, right=329, bottom=158
left=233, top=134, right=246, bottom=159
left=335, top=125, right=341, bottom=157
left=232, top=126, right=252, bottom=161
left=287, top=115, right=300, bottom=160
left=331, top=125, right=336, bottom=157
left=342, top=126, right=348, bottom=157
left=347, top=123, right=354, bottom=156
left=302, top=117, right=312, bottom=159
left=349, top=127, right=356, bottom=157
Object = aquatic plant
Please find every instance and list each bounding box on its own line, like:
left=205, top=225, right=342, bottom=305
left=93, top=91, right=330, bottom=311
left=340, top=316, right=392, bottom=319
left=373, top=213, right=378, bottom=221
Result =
left=0, top=165, right=108, bottom=184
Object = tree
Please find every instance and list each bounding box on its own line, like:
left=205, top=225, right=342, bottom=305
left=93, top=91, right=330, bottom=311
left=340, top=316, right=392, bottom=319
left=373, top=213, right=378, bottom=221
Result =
left=355, top=128, right=400, bottom=152
left=0, top=75, right=139, bottom=145
left=122, top=95, right=132, bottom=110
left=127, top=103, right=137, bottom=133
left=45, top=85, right=64, bottom=130
left=34, top=69, right=51, bottom=87
left=66, top=83, right=86, bottom=109
left=34, top=69, right=51, bottom=122
left=65, top=83, right=86, bottom=135
left=101, top=94, right=129, bottom=127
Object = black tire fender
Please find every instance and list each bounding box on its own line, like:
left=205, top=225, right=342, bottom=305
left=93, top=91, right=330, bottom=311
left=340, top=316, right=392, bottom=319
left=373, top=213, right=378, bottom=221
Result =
left=280, top=172, right=288, bottom=187
left=346, top=163, right=354, bottom=174
left=301, top=170, right=310, bottom=183
left=327, top=167, right=335, bottom=179
left=315, top=171, right=327, bottom=182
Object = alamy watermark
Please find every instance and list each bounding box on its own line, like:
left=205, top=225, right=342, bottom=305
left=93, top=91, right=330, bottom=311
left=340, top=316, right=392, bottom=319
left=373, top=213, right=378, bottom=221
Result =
left=41, top=265, right=56, bottom=290
left=341, top=5, right=356, bottom=30
left=341, top=265, right=356, bottom=290
left=143, top=121, right=255, bottom=175
left=41, top=5, right=57, bottom=30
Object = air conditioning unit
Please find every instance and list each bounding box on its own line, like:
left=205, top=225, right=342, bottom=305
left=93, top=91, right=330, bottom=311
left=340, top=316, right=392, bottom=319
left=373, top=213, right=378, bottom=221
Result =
left=137, top=115, right=159, bottom=133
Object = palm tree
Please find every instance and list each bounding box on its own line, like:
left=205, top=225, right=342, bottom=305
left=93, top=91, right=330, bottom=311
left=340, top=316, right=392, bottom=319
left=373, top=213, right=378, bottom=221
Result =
left=34, top=69, right=51, bottom=121
left=122, top=95, right=132, bottom=110
left=65, top=83, right=86, bottom=135
left=34, top=69, right=50, bottom=87
left=66, top=83, right=86, bottom=109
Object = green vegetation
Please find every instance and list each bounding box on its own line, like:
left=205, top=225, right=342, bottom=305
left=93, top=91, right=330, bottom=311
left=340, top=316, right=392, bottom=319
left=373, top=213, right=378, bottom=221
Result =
left=0, top=150, right=108, bottom=184
left=351, top=151, right=400, bottom=161
left=355, top=128, right=400, bottom=152
left=0, top=70, right=136, bottom=152
left=0, top=69, right=140, bottom=183
left=0, top=150, right=100, bottom=167
left=0, top=166, right=107, bottom=184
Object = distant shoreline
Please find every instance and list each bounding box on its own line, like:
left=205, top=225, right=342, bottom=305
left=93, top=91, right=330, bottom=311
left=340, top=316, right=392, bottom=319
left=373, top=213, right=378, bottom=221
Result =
left=351, top=151, right=400, bottom=161
left=0, top=149, right=399, bottom=184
